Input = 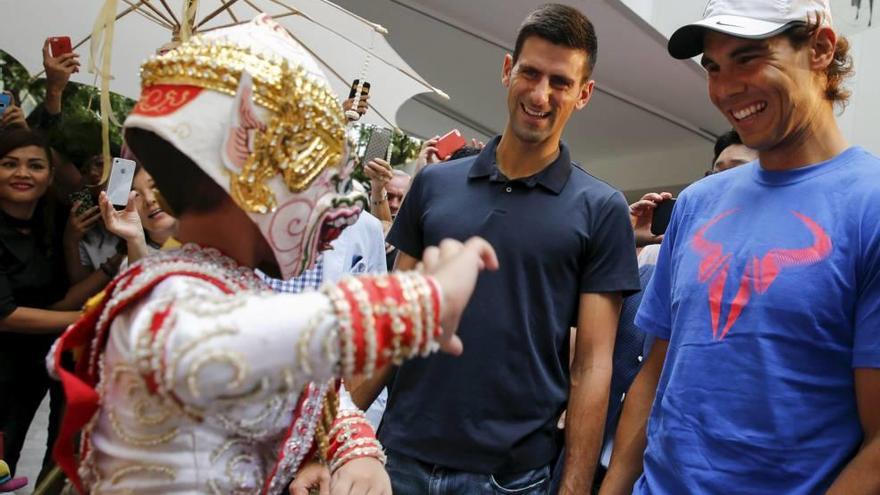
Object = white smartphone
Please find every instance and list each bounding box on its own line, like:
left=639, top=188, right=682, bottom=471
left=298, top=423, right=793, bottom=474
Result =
left=106, top=157, right=136, bottom=207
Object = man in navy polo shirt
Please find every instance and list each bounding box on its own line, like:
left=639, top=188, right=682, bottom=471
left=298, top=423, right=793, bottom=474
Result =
left=375, top=4, right=640, bottom=494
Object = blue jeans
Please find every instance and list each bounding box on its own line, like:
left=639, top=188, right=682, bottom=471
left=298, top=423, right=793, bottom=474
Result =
left=386, top=450, right=551, bottom=495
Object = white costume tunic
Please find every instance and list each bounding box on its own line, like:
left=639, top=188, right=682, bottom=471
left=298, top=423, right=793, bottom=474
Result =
left=50, top=245, right=426, bottom=494
left=48, top=14, right=442, bottom=495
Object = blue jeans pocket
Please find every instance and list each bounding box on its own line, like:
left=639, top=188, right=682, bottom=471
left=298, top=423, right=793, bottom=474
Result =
left=489, top=465, right=550, bottom=494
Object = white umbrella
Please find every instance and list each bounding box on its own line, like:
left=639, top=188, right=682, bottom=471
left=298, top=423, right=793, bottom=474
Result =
left=1, top=0, right=447, bottom=128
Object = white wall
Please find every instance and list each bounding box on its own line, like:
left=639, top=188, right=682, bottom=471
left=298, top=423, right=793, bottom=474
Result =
left=836, top=26, right=880, bottom=155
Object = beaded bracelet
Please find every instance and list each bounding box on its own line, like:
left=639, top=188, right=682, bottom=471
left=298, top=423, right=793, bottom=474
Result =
left=322, top=272, right=443, bottom=378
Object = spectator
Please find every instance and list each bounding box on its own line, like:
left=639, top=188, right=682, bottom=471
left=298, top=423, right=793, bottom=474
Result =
left=709, top=129, right=757, bottom=174
left=358, top=5, right=641, bottom=493
left=364, top=162, right=410, bottom=271
left=0, top=129, right=109, bottom=481
left=27, top=38, right=80, bottom=131
left=22, top=38, right=82, bottom=204
left=601, top=0, right=879, bottom=493
left=61, top=150, right=123, bottom=284
left=385, top=170, right=411, bottom=220
left=1, top=96, right=28, bottom=132
left=99, top=164, right=179, bottom=269
left=413, top=136, right=485, bottom=176
left=640, top=130, right=757, bottom=266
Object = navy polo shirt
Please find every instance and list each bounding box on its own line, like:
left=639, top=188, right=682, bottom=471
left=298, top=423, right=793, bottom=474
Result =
left=382, top=136, right=640, bottom=473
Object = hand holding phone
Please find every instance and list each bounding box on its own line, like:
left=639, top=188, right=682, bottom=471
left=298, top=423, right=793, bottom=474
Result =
left=362, top=127, right=393, bottom=165
left=345, top=79, right=371, bottom=121
left=0, top=92, right=11, bottom=112
left=48, top=36, right=73, bottom=58
left=106, top=158, right=137, bottom=208
left=650, top=198, right=676, bottom=236
left=435, top=129, right=467, bottom=161
left=68, top=190, right=96, bottom=215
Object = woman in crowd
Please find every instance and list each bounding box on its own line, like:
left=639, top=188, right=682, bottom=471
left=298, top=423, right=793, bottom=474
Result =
left=99, top=161, right=178, bottom=268
left=0, top=129, right=108, bottom=484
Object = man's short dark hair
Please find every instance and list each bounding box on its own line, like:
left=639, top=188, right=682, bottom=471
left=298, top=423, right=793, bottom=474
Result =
left=125, top=128, right=227, bottom=216
left=512, top=3, right=598, bottom=78
left=712, top=129, right=743, bottom=166
left=448, top=145, right=482, bottom=162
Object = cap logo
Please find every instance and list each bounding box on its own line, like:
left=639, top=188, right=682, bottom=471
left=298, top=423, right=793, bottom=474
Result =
left=715, top=20, right=744, bottom=28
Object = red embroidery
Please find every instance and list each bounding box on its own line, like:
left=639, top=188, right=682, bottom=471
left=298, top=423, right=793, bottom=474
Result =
left=133, top=85, right=202, bottom=116
left=692, top=210, right=832, bottom=340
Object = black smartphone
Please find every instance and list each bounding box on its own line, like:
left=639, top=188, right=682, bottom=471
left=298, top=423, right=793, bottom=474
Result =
left=348, top=79, right=371, bottom=99
left=650, top=198, right=676, bottom=236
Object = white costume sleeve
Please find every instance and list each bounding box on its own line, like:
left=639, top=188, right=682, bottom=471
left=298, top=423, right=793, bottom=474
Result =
left=126, top=276, right=341, bottom=417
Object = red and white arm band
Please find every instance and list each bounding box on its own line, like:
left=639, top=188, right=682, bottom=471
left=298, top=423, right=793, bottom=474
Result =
left=322, top=272, right=443, bottom=379
left=326, top=410, right=385, bottom=473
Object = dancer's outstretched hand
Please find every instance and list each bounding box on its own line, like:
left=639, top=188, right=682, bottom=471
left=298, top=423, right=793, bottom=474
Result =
left=421, top=237, right=499, bottom=356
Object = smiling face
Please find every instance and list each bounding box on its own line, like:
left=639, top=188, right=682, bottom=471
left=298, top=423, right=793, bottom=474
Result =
left=701, top=31, right=827, bottom=154
left=0, top=145, right=53, bottom=213
left=502, top=36, right=594, bottom=147
left=132, top=167, right=177, bottom=242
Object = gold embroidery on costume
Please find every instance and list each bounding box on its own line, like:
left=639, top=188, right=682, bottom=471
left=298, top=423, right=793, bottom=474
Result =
left=110, top=365, right=174, bottom=426
left=108, top=409, right=179, bottom=447
left=108, top=464, right=176, bottom=485
left=186, top=350, right=249, bottom=400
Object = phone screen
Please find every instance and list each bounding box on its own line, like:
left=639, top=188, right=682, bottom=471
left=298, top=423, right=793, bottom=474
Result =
left=106, top=158, right=136, bottom=207
left=650, top=198, right=676, bottom=236
left=0, top=93, right=11, bottom=111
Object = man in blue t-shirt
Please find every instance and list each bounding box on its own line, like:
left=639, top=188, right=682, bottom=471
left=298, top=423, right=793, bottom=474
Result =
left=600, top=0, right=880, bottom=494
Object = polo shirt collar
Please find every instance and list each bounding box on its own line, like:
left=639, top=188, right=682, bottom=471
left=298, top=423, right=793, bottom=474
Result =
left=468, top=136, right=572, bottom=194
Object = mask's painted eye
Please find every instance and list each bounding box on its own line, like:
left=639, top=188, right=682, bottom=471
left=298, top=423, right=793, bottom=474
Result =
left=333, top=173, right=354, bottom=194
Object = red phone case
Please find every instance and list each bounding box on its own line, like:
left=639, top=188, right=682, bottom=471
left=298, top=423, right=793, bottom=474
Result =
left=435, top=129, right=466, bottom=160
left=49, top=36, right=72, bottom=58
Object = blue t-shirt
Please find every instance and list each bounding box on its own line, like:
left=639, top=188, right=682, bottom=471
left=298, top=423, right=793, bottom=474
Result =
left=634, top=146, right=880, bottom=494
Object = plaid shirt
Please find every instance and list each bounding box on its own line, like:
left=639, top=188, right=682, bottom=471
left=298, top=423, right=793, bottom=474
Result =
left=257, top=257, right=324, bottom=294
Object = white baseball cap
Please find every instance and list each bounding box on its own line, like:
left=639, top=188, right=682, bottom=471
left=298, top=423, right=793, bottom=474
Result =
left=667, top=0, right=833, bottom=59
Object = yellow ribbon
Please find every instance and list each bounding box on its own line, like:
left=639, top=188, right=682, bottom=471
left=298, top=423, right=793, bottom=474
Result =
left=89, top=0, right=118, bottom=184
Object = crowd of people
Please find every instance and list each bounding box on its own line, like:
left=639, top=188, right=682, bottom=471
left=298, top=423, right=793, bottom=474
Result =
left=0, top=0, right=877, bottom=493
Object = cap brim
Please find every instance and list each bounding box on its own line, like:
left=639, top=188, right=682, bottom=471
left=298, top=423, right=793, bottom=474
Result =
left=668, top=15, right=801, bottom=59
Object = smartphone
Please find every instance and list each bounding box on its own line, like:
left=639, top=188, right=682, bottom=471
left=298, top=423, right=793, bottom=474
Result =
left=49, top=36, right=73, bottom=58
left=0, top=92, right=11, bottom=112
left=68, top=189, right=96, bottom=215
left=362, top=127, right=393, bottom=165
left=106, top=157, right=136, bottom=207
left=348, top=79, right=371, bottom=99
left=650, top=198, right=676, bottom=236
left=435, top=129, right=467, bottom=161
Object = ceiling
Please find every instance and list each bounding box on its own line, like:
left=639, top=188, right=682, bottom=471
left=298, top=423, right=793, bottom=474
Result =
left=332, top=0, right=732, bottom=199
